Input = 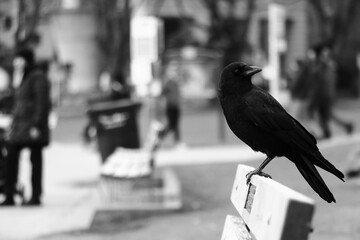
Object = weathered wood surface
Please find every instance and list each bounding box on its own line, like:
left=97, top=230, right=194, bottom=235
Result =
left=100, top=120, right=163, bottom=179
left=228, top=164, right=315, bottom=240
left=101, top=148, right=152, bottom=179
left=98, top=168, right=182, bottom=210
left=221, top=215, right=253, bottom=240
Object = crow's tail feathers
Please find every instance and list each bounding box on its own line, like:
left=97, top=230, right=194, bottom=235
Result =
left=295, top=154, right=339, bottom=203
left=311, top=152, right=345, bottom=182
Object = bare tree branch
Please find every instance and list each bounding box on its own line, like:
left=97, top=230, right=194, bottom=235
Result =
left=27, top=0, right=42, bottom=37
left=15, top=0, right=26, bottom=44
left=241, top=0, right=255, bottom=40
left=152, top=0, right=165, bottom=16
left=337, top=0, right=360, bottom=41
left=308, top=0, right=330, bottom=39
left=200, top=0, right=257, bottom=67
left=307, top=0, right=360, bottom=51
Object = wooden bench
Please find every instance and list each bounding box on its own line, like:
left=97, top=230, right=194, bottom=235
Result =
left=96, top=121, right=183, bottom=210
left=221, top=164, right=315, bottom=240
left=100, top=120, right=164, bottom=179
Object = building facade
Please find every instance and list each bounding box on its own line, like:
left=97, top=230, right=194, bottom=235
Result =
left=1, top=0, right=311, bottom=95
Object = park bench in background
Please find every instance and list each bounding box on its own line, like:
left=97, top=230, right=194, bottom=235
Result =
left=91, top=121, right=182, bottom=227
left=222, top=164, right=315, bottom=240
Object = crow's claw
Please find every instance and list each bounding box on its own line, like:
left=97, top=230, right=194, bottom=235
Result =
left=246, top=170, right=272, bottom=185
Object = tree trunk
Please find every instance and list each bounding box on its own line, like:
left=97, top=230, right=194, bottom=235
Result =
left=95, top=0, right=131, bottom=83
left=202, top=0, right=256, bottom=68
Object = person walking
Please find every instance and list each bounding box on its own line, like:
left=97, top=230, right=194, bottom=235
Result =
left=308, top=44, right=353, bottom=139
left=159, top=65, right=185, bottom=149
left=0, top=48, right=51, bottom=206
left=0, top=67, right=14, bottom=114
left=344, top=52, right=360, bottom=179
left=288, top=50, right=316, bottom=123
left=0, top=67, right=14, bottom=192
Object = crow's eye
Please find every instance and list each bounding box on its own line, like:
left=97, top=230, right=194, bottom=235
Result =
left=234, top=68, right=240, bottom=74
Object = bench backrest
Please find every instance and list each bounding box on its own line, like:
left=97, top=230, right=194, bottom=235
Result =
left=222, top=164, right=315, bottom=240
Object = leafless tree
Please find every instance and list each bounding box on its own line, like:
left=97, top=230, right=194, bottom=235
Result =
left=308, top=0, right=360, bottom=94
left=308, top=0, right=360, bottom=52
left=0, top=0, right=42, bottom=70
left=94, top=0, right=131, bottom=83
left=16, top=0, right=43, bottom=46
left=201, top=0, right=256, bottom=68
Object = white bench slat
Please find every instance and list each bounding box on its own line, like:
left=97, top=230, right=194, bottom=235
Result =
left=101, top=148, right=152, bottom=178
left=230, top=164, right=315, bottom=240
left=221, top=215, right=253, bottom=240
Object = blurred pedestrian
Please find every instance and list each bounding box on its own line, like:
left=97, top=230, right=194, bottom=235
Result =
left=0, top=48, right=51, bottom=206
left=345, top=146, right=360, bottom=179
left=0, top=66, right=10, bottom=92
left=159, top=65, right=186, bottom=149
left=345, top=53, right=360, bottom=178
left=308, top=44, right=353, bottom=139
left=0, top=67, right=14, bottom=190
left=288, top=49, right=316, bottom=123
left=0, top=67, right=14, bottom=114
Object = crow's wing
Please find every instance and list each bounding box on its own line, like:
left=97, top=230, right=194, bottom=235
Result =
left=243, top=88, right=344, bottom=181
left=243, top=88, right=317, bottom=151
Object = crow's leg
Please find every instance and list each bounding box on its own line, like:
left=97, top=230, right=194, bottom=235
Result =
left=246, top=156, right=274, bottom=184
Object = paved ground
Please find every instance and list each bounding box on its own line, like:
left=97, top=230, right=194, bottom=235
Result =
left=0, top=98, right=360, bottom=240
left=44, top=138, right=360, bottom=240
left=0, top=143, right=100, bottom=240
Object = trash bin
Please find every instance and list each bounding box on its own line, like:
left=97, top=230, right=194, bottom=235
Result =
left=87, top=99, right=141, bottom=163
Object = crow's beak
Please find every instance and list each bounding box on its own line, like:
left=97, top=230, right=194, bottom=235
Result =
left=244, top=65, right=262, bottom=77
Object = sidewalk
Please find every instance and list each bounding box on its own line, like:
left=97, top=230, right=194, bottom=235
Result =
left=0, top=142, right=249, bottom=239
left=0, top=143, right=100, bottom=240
left=0, top=140, right=262, bottom=240
left=1, top=131, right=360, bottom=239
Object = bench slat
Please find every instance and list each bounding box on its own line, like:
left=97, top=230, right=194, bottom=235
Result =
left=221, top=215, right=253, bottom=240
left=230, top=164, right=315, bottom=240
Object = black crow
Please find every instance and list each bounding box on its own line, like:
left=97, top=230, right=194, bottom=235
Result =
left=218, top=62, right=344, bottom=203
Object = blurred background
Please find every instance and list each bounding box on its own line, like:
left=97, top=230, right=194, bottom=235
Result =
left=1, top=0, right=360, bottom=239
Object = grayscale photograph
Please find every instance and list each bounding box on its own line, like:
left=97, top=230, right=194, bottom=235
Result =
left=0, top=0, right=360, bottom=239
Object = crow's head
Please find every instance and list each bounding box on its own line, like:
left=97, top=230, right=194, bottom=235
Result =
left=218, top=62, right=262, bottom=96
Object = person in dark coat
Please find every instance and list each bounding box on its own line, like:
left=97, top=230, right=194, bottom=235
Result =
left=288, top=50, right=316, bottom=122
left=159, top=65, right=185, bottom=148
left=308, top=44, right=353, bottom=139
left=0, top=68, right=14, bottom=190
left=0, top=48, right=51, bottom=206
